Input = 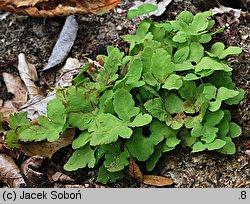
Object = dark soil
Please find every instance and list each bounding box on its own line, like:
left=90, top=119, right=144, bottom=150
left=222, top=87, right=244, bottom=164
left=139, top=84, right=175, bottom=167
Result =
left=0, top=0, right=249, bottom=188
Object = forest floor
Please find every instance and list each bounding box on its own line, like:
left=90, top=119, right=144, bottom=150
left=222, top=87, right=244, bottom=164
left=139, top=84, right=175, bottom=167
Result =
left=0, top=0, right=249, bottom=188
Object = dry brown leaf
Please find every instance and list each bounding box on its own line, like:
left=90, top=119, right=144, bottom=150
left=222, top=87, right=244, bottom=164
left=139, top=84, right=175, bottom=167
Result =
left=13, top=0, right=45, bottom=7
left=0, top=0, right=121, bottom=17
left=0, top=100, right=18, bottom=118
left=0, top=153, right=26, bottom=187
left=19, top=128, right=75, bottom=159
left=128, top=157, right=143, bottom=182
left=20, top=155, right=46, bottom=187
left=0, top=72, right=28, bottom=118
left=244, top=140, right=250, bottom=149
left=2, top=72, right=28, bottom=108
left=143, top=175, right=173, bottom=187
left=51, top=172, right=74, bottom=183
left=18, top=53, right=43, bottom=99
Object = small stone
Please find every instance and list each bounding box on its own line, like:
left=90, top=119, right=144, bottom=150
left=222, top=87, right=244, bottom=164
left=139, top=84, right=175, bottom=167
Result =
left=116, top=8, right=123, bottom=14
left=116, top=25, right=122, bottom=30
left=245, top=150, right=250, bottom=157
left=241, top=35, right=249, bottom=40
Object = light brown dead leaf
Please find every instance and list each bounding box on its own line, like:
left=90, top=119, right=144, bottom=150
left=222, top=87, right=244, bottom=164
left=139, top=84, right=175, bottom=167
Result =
left=0, top=153, right=26, bottom=187
left=19, top=128, right=75, bottom=159
left=2, top=72, right=28, bottom=108
left=0, top=100, right=18, bottom=118
left=129, top=157, right=143, bottom=182
left=51, top=172, right=74, bottom=183
left=18, top=53, right=43, bottom=99
left=0, top=72, right=27, bottom=118
left=143, top=175, right=173, bottom=187
left=0, top=0, right=121, bottom=17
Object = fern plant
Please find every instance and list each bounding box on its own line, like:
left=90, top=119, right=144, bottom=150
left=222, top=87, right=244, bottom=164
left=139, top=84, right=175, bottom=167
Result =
left=4, top=11, right=244, bottom=184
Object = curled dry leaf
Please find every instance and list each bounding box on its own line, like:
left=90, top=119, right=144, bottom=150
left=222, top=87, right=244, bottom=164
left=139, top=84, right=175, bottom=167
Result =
left=128, top=157, right=143, bottom=182
left=43, top=16, right=79, bottom=71
left=18, top=53, right=43, bottom=99
left=2, top=72, right=28, bottom=109
left=0, top=0, right=121, bottom=17
left=20, top=155, right=46, bottom=187
left=0, top=153, right=26, bottom=187
left=143, top=175, right=173, bottom=187
left=51, top=172, right=74, bottom=183
left=19, top=128, right=75, bottom=159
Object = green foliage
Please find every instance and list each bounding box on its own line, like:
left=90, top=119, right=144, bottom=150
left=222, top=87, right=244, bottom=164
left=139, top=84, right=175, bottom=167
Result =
left=3, top=11, right=244, bottom=184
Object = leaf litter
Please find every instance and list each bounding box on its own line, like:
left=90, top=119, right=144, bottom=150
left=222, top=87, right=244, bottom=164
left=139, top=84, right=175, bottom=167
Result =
left=20, top=155, right=47, bottom=187
left=17, top=53, right=43, bottom=99
left=0, top=153, right=26, bottom=187
left=42, top=15, right=79, bottom=71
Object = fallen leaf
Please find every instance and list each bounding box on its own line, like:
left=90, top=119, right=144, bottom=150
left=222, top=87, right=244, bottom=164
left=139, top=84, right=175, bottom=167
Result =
left=20, top=155, right=46, bottom=187
left=211, top=4, right=242, bottom=26
left=129, top=157, right=143, bottom=182
left=0, top=153, right=26, bottom=187
left=0, top=0, right=122, bottom=17
left=143, top=175, right=173, bottom=187
left=244, top=140, right=250, bottom=149
left=129, top=0, right=172, bottom=18
left=19, top=91, right=56, bottom=120
left=0, top=100, right=18, bottom=118
left=2, top=72, right=28, bottom=108
left=42, top=15, right=79, bottom=71
left=55, top=57, right=85, bottom=88
left=51, top=172, right=74, bottom=183
left=19, top=128, right=75, bottom=159
left=18, top=53, right=43, bottom=99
